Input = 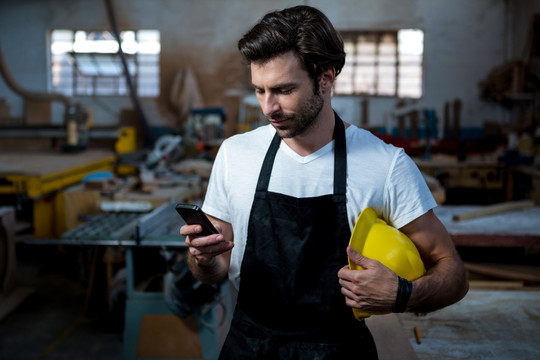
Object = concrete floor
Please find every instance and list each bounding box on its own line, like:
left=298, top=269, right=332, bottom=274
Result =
left=0, top=246, right=124, bottom=360
left=2, top=245, right=540, bottom=360
left=398, top=289, right=540, bottom=360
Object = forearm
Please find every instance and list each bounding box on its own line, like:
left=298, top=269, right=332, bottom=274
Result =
left=406, top=256, right=469, bottom=313
left=398, top=210, right=469, bottom=313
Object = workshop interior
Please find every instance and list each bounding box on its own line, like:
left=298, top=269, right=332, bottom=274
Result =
left=1, top=1, right=539, bottom=359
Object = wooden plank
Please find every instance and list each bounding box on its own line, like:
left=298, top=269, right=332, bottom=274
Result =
left=62, top=187, right=101, bottom=231
left=464, top=262, right=540, bottom=283
left=452, top=200, right=534, bottom=222
left=0, top=150, right=114, bottom=176
left=136, top=314, right=203, bottom=359
left=24, top=99, right=51, bottom=125
left=434, top=206, right=540, bottom=249
left=468, top=280, right=525, bottom=290
left=366, top=313, right=418, bottom=360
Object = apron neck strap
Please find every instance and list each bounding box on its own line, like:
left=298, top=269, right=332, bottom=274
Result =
left=256, top=111, right=347, bottom=196
left=333, top=112, right=347, bottom=196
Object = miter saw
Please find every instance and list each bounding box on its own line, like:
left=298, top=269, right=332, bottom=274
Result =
left=145, top=134, right=184, bottom=169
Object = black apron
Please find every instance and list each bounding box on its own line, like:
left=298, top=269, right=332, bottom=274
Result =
left=219, top=115, right=378, bottom=359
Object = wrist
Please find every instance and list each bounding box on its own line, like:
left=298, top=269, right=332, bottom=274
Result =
left=392, top=277, right=413, bottom=313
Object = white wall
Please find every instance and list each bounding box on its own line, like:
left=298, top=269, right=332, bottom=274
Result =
left=315, top=0, right=510, bottom=134
left=0, top=0, right=535, bottom=136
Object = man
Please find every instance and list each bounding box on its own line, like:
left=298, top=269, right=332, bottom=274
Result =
left=181, top=5, right=468, bottom=359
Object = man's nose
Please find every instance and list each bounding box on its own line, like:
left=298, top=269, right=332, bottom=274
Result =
left=261, top=94, right=280, bottom=116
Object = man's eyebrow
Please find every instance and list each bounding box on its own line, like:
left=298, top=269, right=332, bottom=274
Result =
left=251, top=82, right=297, bottom=90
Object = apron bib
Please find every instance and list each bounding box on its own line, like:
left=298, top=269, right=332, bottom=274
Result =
left=219, top=115, right=378, bottom=359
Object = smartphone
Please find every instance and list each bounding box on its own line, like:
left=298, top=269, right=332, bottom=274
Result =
left=175, top=203, right=218, bottom=236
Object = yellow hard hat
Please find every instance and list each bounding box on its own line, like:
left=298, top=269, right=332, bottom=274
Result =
left=348, top=207, right=425, bottom=319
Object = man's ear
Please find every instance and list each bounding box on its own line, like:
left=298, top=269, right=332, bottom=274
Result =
left=319, top=67, right=336, bottom=94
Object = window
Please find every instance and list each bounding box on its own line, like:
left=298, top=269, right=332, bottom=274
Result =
left=50, top=29, right=160, bottom=97
left=335, top=29, right=424, bottom=99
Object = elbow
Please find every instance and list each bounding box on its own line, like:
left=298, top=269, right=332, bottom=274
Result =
left=456, top=267, right=470, bottom=302
left=445, top=252, right=470, bottom=305
left=445, top=258, right=469, bottom=306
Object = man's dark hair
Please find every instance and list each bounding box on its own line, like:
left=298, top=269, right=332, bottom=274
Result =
left=238, top=5, right=346, bottom=82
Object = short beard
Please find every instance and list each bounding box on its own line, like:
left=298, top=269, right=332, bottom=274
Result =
left=276, top=88, right=324, bottom=139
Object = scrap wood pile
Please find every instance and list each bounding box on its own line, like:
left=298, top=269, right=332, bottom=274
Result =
left=479, top=15, right=540, bottom=106
left=465, top=262, right=540, bottom=290
left=478, top=59, right=540, bottom=106
left=453, top=200, right=540, bottom=290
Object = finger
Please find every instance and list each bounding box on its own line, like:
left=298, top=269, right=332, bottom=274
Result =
left=338, top=277, right=354, bottom=293
left=188, top=236, right=233, bottom=258
left=340, top=285, right=356, bottom=301
left=337, top=265, right=353, bottom=280
left=339, top=275, right=365, bottom=294
left=189, top=233, right=227, bottom=247
left=347, top=246, right=374, bottom=268
left=189, top=244, right=223, bottom=258
left=180, top=224, right=204, bottom=236
left=340, top=282, right=367, bottom=309
left=188, top=238, right=233, bottom=264
left=193, top=242, right=233, bottom=258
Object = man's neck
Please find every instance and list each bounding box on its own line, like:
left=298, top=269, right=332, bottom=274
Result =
left=282, top=106, right=336, bottom=157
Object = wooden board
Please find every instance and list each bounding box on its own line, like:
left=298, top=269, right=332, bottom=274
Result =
left=0, top=150, right=114, bottom=176
left=24, top=99, right=51, bottom=125
left=464, top=262, right=540, bottom=283
left=451, top=200, right=534, bottom=221
left=415, top=156, right=504, bottom=190
left=136, top=314, right=203, bottom=359
left=62, top=187, right=102, bottom=231
left=434, top=205, right=540, bottom=248
left=366, top=313, right=419, bottom=360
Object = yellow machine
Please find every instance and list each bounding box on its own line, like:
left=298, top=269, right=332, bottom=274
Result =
left=0, top=127, right=137, bottom=238
left=348, top=207, right=425, bottom=319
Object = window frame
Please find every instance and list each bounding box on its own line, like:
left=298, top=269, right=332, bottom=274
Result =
left=49, top=29, right=160, bottom=98
left=335, top=29, right=424, bottom=99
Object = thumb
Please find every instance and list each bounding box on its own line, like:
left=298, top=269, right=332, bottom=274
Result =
left=347, top=246, right=373, bottom=269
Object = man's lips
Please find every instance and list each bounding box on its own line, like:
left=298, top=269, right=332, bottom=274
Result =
left=268, top=117, right=289, bottom=126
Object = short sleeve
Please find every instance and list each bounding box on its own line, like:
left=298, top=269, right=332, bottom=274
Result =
left=383, top=149, right=437, bottom=229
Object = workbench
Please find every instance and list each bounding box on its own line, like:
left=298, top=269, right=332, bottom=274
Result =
left=414, top=156, right=505, bottom=191
left=0, top=150, right=116, bottom=237
left=415, top=155, right=540, bottom=203
left=0, top=150, right=116, bottom=196
left=26, top=178, right=229, bottom=360
left=434, top=205, right=540, bottom=249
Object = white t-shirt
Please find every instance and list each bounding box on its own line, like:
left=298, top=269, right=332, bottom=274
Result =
left=202, top=123, right=436, bottom=290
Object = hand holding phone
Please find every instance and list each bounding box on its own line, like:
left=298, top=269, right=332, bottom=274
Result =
left=176, top=203, right=233, bottom=277
left=176, top=203, right=218, bottom=236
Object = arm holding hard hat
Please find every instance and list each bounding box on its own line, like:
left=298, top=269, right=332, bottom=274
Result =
left=398, top=209, right=469, bottom=313
left=338, top=209, right=469, bottom=315
left=181, top=215, right=234, bottom=284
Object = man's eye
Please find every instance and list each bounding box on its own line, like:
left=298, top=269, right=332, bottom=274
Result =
left=280, top=88, right=293, bottom=95
left=254, top=89, right=264, bottom=95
